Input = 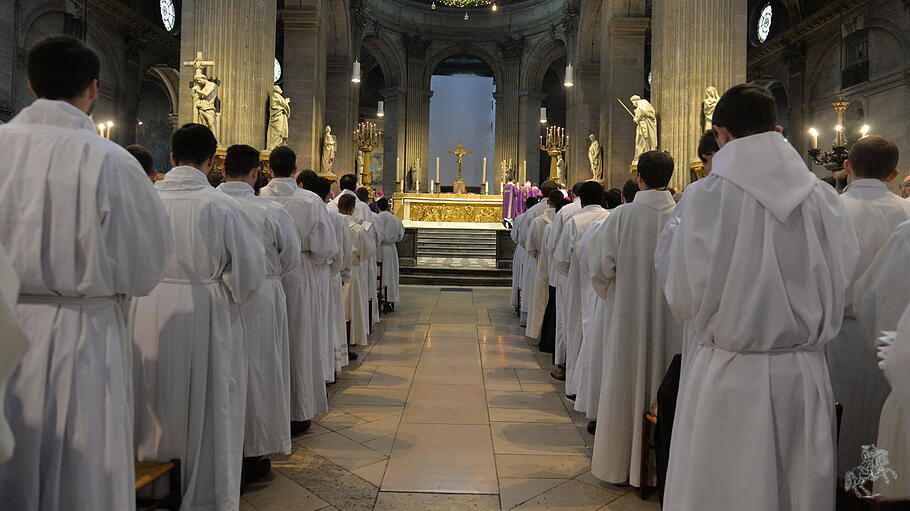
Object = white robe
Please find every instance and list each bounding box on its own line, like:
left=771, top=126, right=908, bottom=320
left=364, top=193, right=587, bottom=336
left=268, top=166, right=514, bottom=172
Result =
left=327, top=188, right=372, bottom=223
left=217, top=181, right=300, bottom=457
left=555, top=205, right=610, bottom=396
left=547, top=199, right=582, bottom=365
left=876, top=303, right=910, bottom=498
left=0, top=99, right=171, bottom=510
left=260, top=178, right=337, bottom=420
left=519, top=201, right=551, bottom=323
left=828, top=178, right=910, bottom=474
left=345, top=215, right=376, bottom=346
left=853, top=220, right=910, bottom=498
left=378, top=210, right=405, bottom=303
left=509, top=213, right=527, bottom=309
left=363, top=216, right=382, bottom=325
left=133, top=166, right=265, bottom=511
left=589, top=191, right=680, bottom=486
left=525, top=208, right=555, bottom=339
left=570, top=217, right=610, bottom=418
left=0, top=244, right=28, bottom=464
left=327, top=210, right=353, bottom=372
left=658, top=132, right=859, bottom=511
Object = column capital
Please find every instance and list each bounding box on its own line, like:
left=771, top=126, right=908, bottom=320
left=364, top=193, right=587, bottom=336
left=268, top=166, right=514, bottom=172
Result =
left=518, top=90, right=545, bottom=102
left=609, top=16, right=650, bottom=38
left=380, top=86, right=407, bottom=101
left=281, top=7, right=319, bottom=29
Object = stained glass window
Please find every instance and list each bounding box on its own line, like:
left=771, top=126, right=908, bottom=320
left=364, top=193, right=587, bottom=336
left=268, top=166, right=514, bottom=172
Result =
left=160, top=0, right=176, bottom=31
left=274, top=58, right=282, bottom=83
left=757, top=4, right=772, bottom=43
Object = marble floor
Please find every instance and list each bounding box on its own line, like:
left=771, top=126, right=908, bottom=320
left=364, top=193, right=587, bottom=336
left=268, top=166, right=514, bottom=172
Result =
left=240, top=286, right=660, bottom=511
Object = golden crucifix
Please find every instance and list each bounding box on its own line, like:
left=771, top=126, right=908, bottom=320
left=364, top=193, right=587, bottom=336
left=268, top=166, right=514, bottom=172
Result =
left=448, top=142, right=472, bottom=181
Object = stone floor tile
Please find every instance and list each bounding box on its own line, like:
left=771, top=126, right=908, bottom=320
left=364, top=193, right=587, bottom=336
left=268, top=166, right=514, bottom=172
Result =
left=241, top=472, right=330, bottom=511
left=486, top=390, right=567, bottom=410
left=483, top=368, right=522, bottom=391
left=598, top=491, right=661, bottom=510
left=498, top=477, right=567, bottom=510
left=334, top=405, right=405, bottom=422
left=495, top=454, right=591, bottom=479
left=350, top=459, right=388, bottom=487
left=414, top=358, right=484, bottom=385
left=402, top=384, right=489, bottom=424
left=490, top=422, right=588, bottom=456
left=520, top=382, right=563, bottom=393
left=488, top=407, right=572, bottom=423
left=312, top=409, right=369, bottom=432
left=363, top=434, right=396, bottom=456
left=366, top=366, right=415, bottom=388
left=273, top=447, right=378, bottom=511
left=574, top=471, right=630, bottom=496
left=296, top=431, right=387, bottom=470
left=373, top=492, right=500, bottom=511
left=511, top=479, right=621, bottom=510
left=330, top=387, right=409, bottom=407
left=336, top=415, right=402, bottom=444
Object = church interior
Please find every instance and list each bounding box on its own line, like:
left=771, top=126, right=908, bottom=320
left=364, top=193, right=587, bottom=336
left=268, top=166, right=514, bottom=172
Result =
left=2, top=0, right=910, bottom=510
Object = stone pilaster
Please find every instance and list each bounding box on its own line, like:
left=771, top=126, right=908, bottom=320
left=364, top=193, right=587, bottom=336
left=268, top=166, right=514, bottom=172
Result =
left=178, top=0, right=277, bottom=148
left=494, top=37, right=523, bottom=191
left=652, top=0, right=746, bottom=190
left=601, top=16, right=649, bottom=189
left=566, top=62, right=599, bottom=185
left=325, top=56, right=355, bottom=175
left=282, top=0, right=325, bottom=170
left=785, top=42, right=807, bottom=156
left=518, top=90, right=544, bottom=183
left=402, top=34, right=431, bottom=192
left=381, top=86, right=406, bottom=193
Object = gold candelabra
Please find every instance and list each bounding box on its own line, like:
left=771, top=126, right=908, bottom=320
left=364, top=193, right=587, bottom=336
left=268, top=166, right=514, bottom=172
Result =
left=539, top=125, right=569, bottom=184
left=807, top=93, right=870, bottom=173
left=353, top=121, right=383, bottom=198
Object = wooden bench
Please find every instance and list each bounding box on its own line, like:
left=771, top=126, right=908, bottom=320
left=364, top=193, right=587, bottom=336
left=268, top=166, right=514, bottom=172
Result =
left=135, top=459, right=181, bottom=510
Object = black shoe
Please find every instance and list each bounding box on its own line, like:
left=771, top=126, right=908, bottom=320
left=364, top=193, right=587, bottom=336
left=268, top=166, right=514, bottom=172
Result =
left=241, top=457, right=271, bottom=488
left=587, top=421, right=596, bottom=435
left=290, top=420, right=312, bottom=436
left=565, top=394, right=576, bottom=401
left=348, top=350, right=358, bottom=360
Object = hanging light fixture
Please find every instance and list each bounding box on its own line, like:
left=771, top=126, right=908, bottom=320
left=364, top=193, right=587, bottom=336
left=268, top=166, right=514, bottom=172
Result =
left=351, top=60, right=361, bottom=83
left=539, top=107, right=547, bottom=124
left=491, top=2, right=498, bottom=11
left=464, top=11, right=469, bottom=21
left=564, top=64, right=574, bottom=87
left=431, top=0, right=436, bottom=9
left=377, top=100, right=385, bottom=118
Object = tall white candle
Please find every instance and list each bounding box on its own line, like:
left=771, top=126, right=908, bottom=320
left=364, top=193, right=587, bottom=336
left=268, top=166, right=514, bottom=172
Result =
left=436, top=157, right=440, bottom=183
left=482, top=157, right=487, bottom=189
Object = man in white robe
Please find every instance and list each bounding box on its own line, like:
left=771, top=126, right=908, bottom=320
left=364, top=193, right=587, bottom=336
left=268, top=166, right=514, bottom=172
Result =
left=658, top=84, right=859, bottom=511
left=358, top=187, right=384, bottom=326
left=327, top=173, right=372, bottom=222
left=546, top=183, right=583, bottom=378
left=589, top=151, right=681, bottom=487
left=217, top=145, right=301, bottom=476
left=0, top=37, right=172, bottom=510
left=828, top=135, right=910, bottom=475
left=509, top=202, right=533, bottom=312
left=377, top=198, right=405, bottom=305
left=519, top=181, right=560, bottom=326
left=875, top=303, right=910, bottom=498
left=340, top=195, right=376, bottom=346
left=260, top=148, right=337, bottom=433
left=524, top=196, right=557, bottom=340
left=555, top=182, right=610, bottom=397
left=132, top=124, right=265, bottom=510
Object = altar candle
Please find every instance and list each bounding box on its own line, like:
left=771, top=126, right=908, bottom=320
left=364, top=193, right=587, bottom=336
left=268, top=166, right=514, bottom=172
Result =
left=436, top=157, right=440, bottom=183
left=482, top=157, right=487, bottom=186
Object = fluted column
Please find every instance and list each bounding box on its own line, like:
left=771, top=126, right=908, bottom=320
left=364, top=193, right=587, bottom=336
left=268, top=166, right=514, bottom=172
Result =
left=518, top=90, right=544, bottom=183
left=178, top=0, right=277, bottom=148
left=381, top=86, right=406, bottom=193
left=325, top=56, right=354, bottom=175
left=494, top=59, right=521, bottom=191
left=282, top=0, right=326, bottom=170
left=567, top=62, right=599, bottom=185
left=652, top=0, right=746, bottom=190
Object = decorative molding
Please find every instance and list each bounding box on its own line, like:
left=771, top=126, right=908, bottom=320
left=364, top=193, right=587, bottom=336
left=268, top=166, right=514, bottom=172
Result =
left=560, top=0, right=580, bottom=37
left=403, top=33, right=432, bottom=59
left=497, top=36, right=525, bottom=61
left=783, top=41, right=806, bottom=75
left=351, top=0, right=368, bottom=32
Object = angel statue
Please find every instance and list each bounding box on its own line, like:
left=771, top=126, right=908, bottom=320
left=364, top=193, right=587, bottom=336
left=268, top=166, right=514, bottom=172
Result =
left=267, top=85, right=291, bottom=150
left=703, top=86, right=719, bottom=132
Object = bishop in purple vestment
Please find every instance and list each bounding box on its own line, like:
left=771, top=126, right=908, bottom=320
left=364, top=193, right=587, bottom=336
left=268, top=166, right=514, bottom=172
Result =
left=502, top=179, right=520, bottom=219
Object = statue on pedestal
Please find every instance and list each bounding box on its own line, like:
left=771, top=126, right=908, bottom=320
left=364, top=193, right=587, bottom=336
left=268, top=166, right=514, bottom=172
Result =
left=355, top=149, right=365, bottom=177
left=629, top=95, right=657, bottom=165
left=703, top=86, right=719, bottom=132
left=267, top=85, right=291, bottom=150
left=588, top=134, right=602, bottom=181
left=183, top=53, right=219, bottom=135
left=321, top=126, right=336, bottom=172
left=556, top=154, right=566, bottom=185
left=406, top=162, right=418, bottom=192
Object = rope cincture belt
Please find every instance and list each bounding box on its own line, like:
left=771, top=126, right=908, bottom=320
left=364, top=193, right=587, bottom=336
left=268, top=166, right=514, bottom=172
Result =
left=697, top=342, right=825, bottom=355
left=159, top=278, right=220, bottom=285
left=18, top=293, right=124, bottom=305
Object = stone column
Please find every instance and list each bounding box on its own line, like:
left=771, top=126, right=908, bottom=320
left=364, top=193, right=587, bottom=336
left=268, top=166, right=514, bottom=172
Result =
left=494, top=43, right=522, bottom=192
left=518, top=90, right=544, bottom=183
left=282, top=0, right=326, bottom=170
left=652, top=0, right=746, bottom=190
left=381, top=86, right=406, bottom=193
left=600, top=16, right=649, bottom=189
left=115, top=40, right=143, bottom=146
left=325, top=56, right=354, bottom=175
left=567, top=62, right=600, bottom=185
left=178, top=0, right=277, bottom=148
left=784, top=42, right=807, bottom=157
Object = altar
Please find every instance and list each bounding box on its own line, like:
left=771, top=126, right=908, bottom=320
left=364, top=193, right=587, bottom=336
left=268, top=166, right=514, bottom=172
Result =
left=393, top=193, right=503, bottom=223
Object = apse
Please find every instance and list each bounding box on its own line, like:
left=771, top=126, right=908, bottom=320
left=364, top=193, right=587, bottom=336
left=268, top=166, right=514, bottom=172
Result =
left=429, top=55, right=495, bottom=190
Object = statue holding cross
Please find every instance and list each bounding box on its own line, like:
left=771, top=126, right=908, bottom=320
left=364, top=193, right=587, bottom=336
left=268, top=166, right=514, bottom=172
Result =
left=182, top=52, right=219, bottom=132
left=448, top=142, right=472, bottom=194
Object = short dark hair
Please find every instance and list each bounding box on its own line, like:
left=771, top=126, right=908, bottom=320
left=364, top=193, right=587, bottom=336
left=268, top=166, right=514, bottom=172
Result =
left=377, top=198, right=390, bottom=211
left=207, top=170, right=224, bottom=187
left=269, top=146, right=296, bottom=177
left=27, top=37, right=100, bottom=100
left=525, top=196, right=539, bottom=209
left=578, top=181, right=604, bottom=206
left=697, top=130, right=719, bottom=163
left=339, top=174, right=358, bottom=191
left=712, top=84, right=776, bottom=138
left=622, top=179, right=639, bottom=203
left=296, top=169, right=319, bottom=190
left=338, top=193, right=357, bottom=213
left=314, top=177, right=332, bottom=200
left=355, top=187, right=370, bottom=203
left=848, top=135, right=899, bottom=180
left=547, top=190, right=564, bottom=208
left=223, top=144, right=261, bottom=178
left=540, top=180, right=559, bottom=197
left=125, top=144, right=155, bottom=176
left=172, top=123, right=217, bottom=165
left=637, top=151, right=674, bottom=189
left=604, top=188, right=623, bottom=209
left=571, top=182, right=584, bottom=197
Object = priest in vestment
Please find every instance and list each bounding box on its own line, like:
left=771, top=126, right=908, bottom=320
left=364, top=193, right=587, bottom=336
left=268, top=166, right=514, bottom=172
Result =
left=518, top=181, right=559, bottom=326
left=328, top=173, right=372, bottom=223
left=260, top=147, right=337, bottom=431
left=589, top=151, right=680, bottom=487
left=509, top=198, right=537, bottom=311
left=358, top=188, right=383, bottom=327
left=0, top=37, right=172, bottom=509
left=876, top=302, right=910, bottom=499
left=524, top=195, right=556, bottom=340
left=377, top=198, right=405, bottom=305
left=340, top=194, right=376, bottom=346
left=503, top=177, right=520, bottom=219
left=315, top=177, right=353, bottom=373
left=546, top=182, right=583, bottom=377
left=217, top=145, right=302, bottom=471
left=554, top=181, right=609, bottom=397
left=658, top=85, right=859, bottom=511
left=827, top=136, right=910, bottom=475
left=132, top=124, right=265, bottom=510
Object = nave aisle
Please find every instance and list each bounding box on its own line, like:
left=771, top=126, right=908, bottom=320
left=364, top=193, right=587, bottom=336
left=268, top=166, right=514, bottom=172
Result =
left=239, top=286, right=660, bottom=510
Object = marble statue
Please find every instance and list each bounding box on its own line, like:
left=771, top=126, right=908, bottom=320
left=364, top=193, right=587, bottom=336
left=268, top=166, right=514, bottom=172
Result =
left=267, top=85, right=291, bottom=150
left=630, top=95, right=657, bottom=165
left=703, top=86, right=719, bottom=132
left=191, top=70, right=218, bottom=131
left=356, top=149, right=365, bottom=176
left=321, top=126, right=336, bottom=172
left=588, top=134, right=603, bottom=181
left=557, top=154, right=566, bottom=185
left=406, top=162, right=418, bottom=192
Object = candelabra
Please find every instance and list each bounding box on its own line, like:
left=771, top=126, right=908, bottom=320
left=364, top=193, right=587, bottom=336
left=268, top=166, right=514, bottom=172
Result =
left=807, top=93, right=870, bottom=173
left=353, top=121, right=383, bottom=198
left=539, top=125, right=569, bottom=185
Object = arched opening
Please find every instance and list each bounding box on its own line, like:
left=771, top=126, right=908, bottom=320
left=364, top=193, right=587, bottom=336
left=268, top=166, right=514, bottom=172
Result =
left=538, top=63, right=566, bottom=184
left=358, top=54, right=387, bottom=190
left=135, top=76, right=174, bottom=173
left=429, top=54, right=495, bottom=193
